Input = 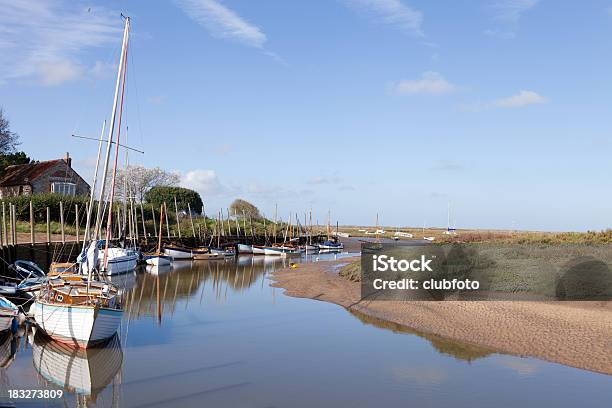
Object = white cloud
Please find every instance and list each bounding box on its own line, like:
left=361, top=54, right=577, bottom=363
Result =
left=391, top=72, right=457, bottom=95
left=462, top=90, right=548, bottom=111
left=341, top=0, right=423, bottom=36
left=490, top=0, right=539, bottom=23
left=0, top=1, right=121, bottom=85
left=492, top=90, right=547, bottom=108
left=181, top=169, right=225, bottom=196
left=174, top=0, right=267, bottom=48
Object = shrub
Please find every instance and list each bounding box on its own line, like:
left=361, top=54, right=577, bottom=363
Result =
left=145, top=186, right=203, bottom=214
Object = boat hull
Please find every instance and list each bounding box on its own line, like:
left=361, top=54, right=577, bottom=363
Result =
left=33, top=301, right=122, bottom=348
left=163, top=247, right=194, bottom=260
left=237, top=244, right=253, bottom=254
left=144, top=255, right=172, bottom=266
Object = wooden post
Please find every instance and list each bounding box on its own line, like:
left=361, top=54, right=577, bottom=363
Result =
left=174, top=196, right=181, bottom=238
left=59, top=201, right=65, bottom=244
left=1, top=202, right=6, bottom=246
left=140, top=202, right=147, bottom=244
left=151, top=204, right=157, bottom=239
left=46, top=207, right=51, bottom=243
left=75, top=204, right=80, bottom=244
left=187, top=203, right=196, bottom=238
left=11, top=204, right=16, bottom=245
left=164, top=202, right=171, bottom=239
left=29, top=200, right=35, bottom=244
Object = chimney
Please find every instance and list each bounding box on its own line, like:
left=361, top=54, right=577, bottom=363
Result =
left=64, top=152, right=72, bottom=168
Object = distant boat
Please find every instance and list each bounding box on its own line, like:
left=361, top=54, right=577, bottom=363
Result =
left=318, top=240, right=344, bottom=250
left=144, top=202, right=173, bottom=266
left=423, top=236, right=435, bottom=241
left=394, top=231, right=413, bottom=238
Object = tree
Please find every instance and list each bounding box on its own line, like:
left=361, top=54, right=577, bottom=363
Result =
left=145, top=186, right=203, bottom=214
left=114, top=165, right=180, bottom=203
left=0, top=151, right=31, bottom=178
left=229, top=199, right=261, bottom=219
left=0, top=108, right=20, bottom=154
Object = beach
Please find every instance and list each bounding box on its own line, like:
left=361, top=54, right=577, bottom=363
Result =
left=270, top=257, right=612, bottom=375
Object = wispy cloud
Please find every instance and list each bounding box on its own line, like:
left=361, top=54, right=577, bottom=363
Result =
left=430, top=160, right=465, bottom=172
left=462, top=90, right=548, bottom=111
left=391, top=72, right=457, bottom=96
left=485, top=0, right=539, bottom=38
left=0, top=1, right=121, bottom=86
left=492, top=90, right=547, bottom=108
left=174, top=0, right=267, bottom=48
left=341, top=0, right=424, bottom=37
left=490, top=0, right=539, bottom=23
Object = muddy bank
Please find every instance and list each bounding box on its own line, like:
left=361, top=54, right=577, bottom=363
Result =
left=270, top=258, right=612, bottom=375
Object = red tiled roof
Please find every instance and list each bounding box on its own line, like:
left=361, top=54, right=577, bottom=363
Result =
left=0, top=160, right=66, bottom=187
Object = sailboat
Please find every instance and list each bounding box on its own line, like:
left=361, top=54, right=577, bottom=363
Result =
left=144, top=203, right=172, bottom=266
left=33, top=16, right=132, bottom=347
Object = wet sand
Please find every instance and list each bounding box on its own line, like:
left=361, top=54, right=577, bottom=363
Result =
left=271, top=258, right=612, bottom=375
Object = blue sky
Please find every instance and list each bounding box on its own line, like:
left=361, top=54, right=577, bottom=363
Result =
left=2, top=0, right=612, bottom=231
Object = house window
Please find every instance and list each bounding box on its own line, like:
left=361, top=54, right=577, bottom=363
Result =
left=51, top=182, right=76, bottom=196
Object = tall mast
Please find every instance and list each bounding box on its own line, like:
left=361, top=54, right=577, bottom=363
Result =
left=94, top=17, right=130, bottom=241
left=102, top=16, right=131, bottom=270
left=82, top=120, right=106, bottom=251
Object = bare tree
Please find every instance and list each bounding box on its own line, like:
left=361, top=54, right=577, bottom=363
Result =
left=113, top=165, right=180, bottom=202
left=0, top=108, right=20, bottom=154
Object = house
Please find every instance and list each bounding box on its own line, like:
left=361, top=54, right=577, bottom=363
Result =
left=0, top=153, right=90, bottom=198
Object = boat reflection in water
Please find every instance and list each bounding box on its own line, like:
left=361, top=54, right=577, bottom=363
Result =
left=31, top=330, right=123, bottom=403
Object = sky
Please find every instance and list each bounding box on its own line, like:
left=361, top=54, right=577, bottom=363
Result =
left=2, top=0, right=612, bottom=232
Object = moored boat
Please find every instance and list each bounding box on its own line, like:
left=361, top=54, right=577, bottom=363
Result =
left=237, top=243, right=253, bottom=254
left=33, top=279, right=123, bottom=347
left=318, top=240, right=344, bottom=250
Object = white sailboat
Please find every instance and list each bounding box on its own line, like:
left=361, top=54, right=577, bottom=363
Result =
left=34, top=16, right=132, bottom=347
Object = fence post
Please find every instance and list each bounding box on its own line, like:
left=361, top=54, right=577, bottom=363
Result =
left=140, top=203, right=147, bottom=244
left=75, top=204, right=80, bottom=244
left=46, top=207, right=51, bottom=243
left=30, top=200, right=35, bottom=244
left=151, top=204, right=157, bottom=239
left=188, top=203, right=196, bottom=238
left=59, top=201, right=65, bottom=244
left=173, top=196, right=181, bottom=238
left=11, top=204, right=16, bottom=245
left=1, top=201, right=5, bottom=247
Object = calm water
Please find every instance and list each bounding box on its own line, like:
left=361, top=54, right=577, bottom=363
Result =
left=1, top=253, right=611, bottom=407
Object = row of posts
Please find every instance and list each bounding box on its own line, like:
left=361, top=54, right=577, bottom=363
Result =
left=0, top=198, right=208, bottom=248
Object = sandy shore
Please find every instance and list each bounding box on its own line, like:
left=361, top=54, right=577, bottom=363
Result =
left=271, top=257, right=612, bottom=375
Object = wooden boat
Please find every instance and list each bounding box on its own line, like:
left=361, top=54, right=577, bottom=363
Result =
left=144, top=254, right=172, bottom=266
left=163, top=245, right=213, bottom=260
left=262, top=246, right=287, bottom=257
left=0, top=296, right=18, bottom=333
left=32, top=331, right=123, bottom=400
left=193, top=252, right=224, bottom=261
left=318, top=240, right=344, bottom=250
left=251, top=245, right=266, bottom=255
left=237, top=243, right=253, bottom=254
left=33, top=279, right=123, bottom=347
